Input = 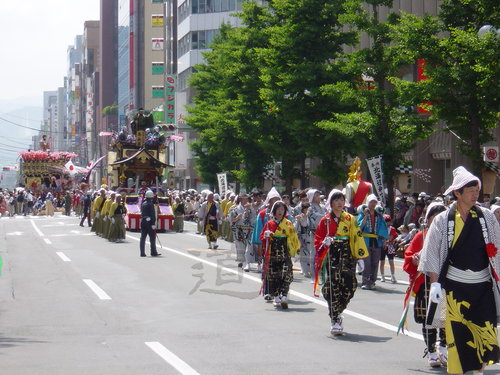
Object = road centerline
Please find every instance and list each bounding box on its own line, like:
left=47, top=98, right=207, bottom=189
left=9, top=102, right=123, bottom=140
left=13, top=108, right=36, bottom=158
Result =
left=30, top=219, right=45, bottom=237
left=82, top=279, right=112, bottom=300
left=145, top=341, right=200, bottom=375
left=56, top=252, right=71, bottom=262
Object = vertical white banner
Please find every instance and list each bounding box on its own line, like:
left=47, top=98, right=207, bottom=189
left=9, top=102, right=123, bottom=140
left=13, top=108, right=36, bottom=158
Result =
left=367, top=156, right=386, bottom=205
left=216, top=173, right=227, bottom=197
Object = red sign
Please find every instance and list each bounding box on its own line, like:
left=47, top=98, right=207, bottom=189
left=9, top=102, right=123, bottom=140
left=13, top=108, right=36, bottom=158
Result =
left=417, top=59, right=431, bottom=114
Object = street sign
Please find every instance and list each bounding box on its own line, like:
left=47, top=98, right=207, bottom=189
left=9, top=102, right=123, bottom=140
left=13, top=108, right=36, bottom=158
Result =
left=483, top=146, right=499, bottom=163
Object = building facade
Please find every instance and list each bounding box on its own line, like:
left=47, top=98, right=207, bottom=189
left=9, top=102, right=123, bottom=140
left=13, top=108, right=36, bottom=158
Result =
left=65, top=35, right=84, bottom=160
left=172, top=0, right=244, bottom=190
left=117, top=0, right=166, bottom=124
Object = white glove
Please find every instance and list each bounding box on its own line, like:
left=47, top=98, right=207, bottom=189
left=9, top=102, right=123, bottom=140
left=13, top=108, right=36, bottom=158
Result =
left=264, top=230, right=272, bottom=238
left=96, top=212, right=100, bottom=218
left=356, top=259, right=365, bottom=273
left=104, top=216, right=108, bottom=221
left=152, top=225, right=156, bottom=230
left=112, top=218, right=115, bottom=224
left=146, top=217, right=151, bottom=222
left=429, top=282, right=443, bottom=303
left=322, top=236, right=332, bottom=247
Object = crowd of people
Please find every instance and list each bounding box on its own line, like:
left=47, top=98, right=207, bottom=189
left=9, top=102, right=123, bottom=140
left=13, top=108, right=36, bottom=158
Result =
left=1, top=165, right=499, bottom=374
left=180, top=166, right=499, bottom=374
left=0, top=189, right=73, bottom=217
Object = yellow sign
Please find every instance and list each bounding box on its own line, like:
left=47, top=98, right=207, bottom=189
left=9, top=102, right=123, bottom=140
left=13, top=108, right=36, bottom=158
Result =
left=152, top=15, right=164, bottom=27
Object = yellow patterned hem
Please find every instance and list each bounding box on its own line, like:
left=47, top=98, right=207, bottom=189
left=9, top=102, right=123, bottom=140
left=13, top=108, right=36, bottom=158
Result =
left=446, top=291, right=498, bottom=374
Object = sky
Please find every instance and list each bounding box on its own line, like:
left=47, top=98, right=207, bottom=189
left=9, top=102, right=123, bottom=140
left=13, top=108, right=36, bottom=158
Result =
left=0, top=1, right=100, bottom=167
left=0, top=0, right=100, bottom=101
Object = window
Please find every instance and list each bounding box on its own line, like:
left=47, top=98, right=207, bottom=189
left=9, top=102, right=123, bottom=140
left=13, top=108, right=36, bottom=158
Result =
left=186, top=0, right=237, bottom=14
left=178, top=30, right=219, bottom=56
left=178, top=68, right=193, bottom=91
left=178, top=1, right=190, bottom=24
left=191, top=32, right=198, bottom=50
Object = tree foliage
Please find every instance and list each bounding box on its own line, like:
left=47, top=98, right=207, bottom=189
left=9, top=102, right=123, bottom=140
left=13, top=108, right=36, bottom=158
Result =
left=319, top=0, right=435, bottom=213
left=391, top=0, right=500, bottom=181
left=187, top=16, right=274, bottom=189
left=186, top=0, right=498, bottom=198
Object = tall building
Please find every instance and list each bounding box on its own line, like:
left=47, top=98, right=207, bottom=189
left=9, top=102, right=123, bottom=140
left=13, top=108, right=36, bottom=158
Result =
left=56, top=87, right=67, bottom=152
left=117, top=0, right=131, bottom=126
left=35, top=91, right=58, bottom=151
left=171, top=0, right=244, bottom=189
left=65, top=35, right=84, bottom=160
left=81, top=20, right=101, bottom=166
left=117, top=0, right=166, bottom=124
left=96, top=0, right=119, bottom=184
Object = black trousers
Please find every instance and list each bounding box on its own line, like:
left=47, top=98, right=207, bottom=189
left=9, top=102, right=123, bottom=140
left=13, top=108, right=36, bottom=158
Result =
left=80, top=209, right=91, bottom=226
left=140, top=224, right=157, bottom=256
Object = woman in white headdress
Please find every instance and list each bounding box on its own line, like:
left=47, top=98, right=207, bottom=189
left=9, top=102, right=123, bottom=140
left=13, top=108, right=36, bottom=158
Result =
left=198, top=191, right=221, bottom=249
left=490, top=204, right=500, bottom=225
left=251, top=187, right=282, bottom=295
left=300, top=189, right=325, bottom=278
left=260, top=200, right=300, bottom=309
left=314, top=189, right=368, bottom=335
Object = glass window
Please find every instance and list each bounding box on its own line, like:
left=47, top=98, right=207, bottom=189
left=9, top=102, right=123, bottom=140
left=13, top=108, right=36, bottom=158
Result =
left=229, top=0, right=235, bottom=10
left=192, top=32, right=198, bottom=50
left=199, top=31, right=207, bottom=48
left=206, top=0, right=213, bottom=12
left=221, top=0, right=229, bottom=11
left=236, top=0, right=243, bottom=10
left=214, top=0, right=221, bottom=12
left=199, top=0, right=206, bottom=13
left=192, top=0, right=198, bottom=13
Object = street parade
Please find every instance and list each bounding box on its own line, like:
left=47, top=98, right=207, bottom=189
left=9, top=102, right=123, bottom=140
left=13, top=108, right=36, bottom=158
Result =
left=1, top=158, right=499, bottom=374
left=1, top=0, right=499, bottom=374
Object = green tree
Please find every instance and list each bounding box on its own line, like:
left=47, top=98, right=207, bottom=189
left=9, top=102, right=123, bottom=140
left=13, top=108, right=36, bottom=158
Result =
left=391, top=0, right=499, bottom=183
left=256, top=0, right=362, bottom=190
left=187, top=13, right=274, bottom=190
left=319, top=0, right=435, bottom=213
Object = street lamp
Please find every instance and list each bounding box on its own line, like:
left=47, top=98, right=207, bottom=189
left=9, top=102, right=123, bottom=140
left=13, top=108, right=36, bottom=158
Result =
left=478, top=25, right=498, bottom=37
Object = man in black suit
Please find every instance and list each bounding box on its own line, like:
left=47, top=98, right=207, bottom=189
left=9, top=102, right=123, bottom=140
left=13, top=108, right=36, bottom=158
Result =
left=140, top=190, right=161, bottom=257
left=80, top=191, right=92, bottom=227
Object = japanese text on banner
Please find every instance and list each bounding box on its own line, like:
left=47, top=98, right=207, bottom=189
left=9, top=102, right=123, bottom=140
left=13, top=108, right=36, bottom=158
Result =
left=367, top=156, right=386, bottom=205
left=165, top=75, right=176, bottom=124
left=217, top=173, right=227, bottom=197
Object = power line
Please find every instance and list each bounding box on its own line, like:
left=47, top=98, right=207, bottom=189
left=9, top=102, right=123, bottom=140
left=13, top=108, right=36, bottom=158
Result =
left=0, top=147, right=22, bottom=153
left=0, top=142, right=28, bottom=150
left=0, top=116, right=63, bottom=134
left=0, top=111, right=43, bottom=124
left=0, top=137, right=31, bottom=146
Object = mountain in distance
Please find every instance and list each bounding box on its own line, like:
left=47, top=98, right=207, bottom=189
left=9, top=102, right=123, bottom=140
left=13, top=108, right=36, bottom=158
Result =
left=0, top=96, right=42, bottom=113
left=0, top=97, right=44, bottom=167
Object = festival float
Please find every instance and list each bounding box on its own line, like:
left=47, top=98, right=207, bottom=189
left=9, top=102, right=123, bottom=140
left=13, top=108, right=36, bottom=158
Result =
left=107, top=108, right=176, bottom=230
left=18, top=150, right=84, bottom=191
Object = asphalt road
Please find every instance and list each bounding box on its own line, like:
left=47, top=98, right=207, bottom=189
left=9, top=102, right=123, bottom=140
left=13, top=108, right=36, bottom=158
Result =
left=0, top=213, right=498, bottom=375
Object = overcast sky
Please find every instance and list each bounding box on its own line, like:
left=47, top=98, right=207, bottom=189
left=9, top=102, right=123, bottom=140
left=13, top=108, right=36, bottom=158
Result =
left=0, top=0, right=100, bottom=102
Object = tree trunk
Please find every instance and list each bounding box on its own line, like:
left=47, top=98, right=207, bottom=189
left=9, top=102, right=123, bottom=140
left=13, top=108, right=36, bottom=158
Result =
left=300, top=156, right=306, bottom=189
